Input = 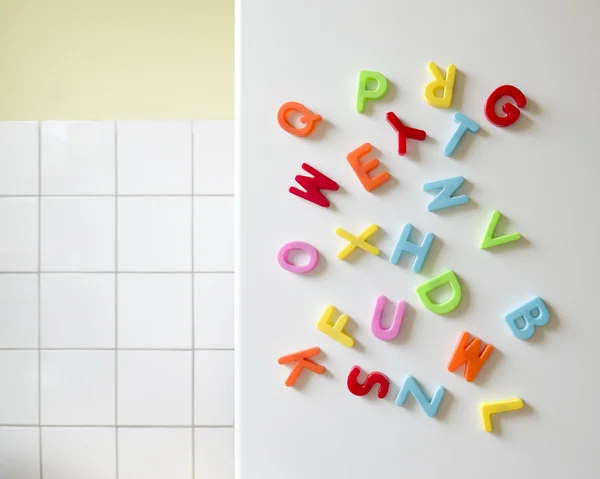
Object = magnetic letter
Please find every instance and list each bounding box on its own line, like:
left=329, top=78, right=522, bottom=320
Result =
left=480, top=398, right=524, bottom=432
left=390, top=224, right=434, bottom=273
left=416, top=270, right=462, bottom=315
left=505, top=297, right=550, bottom=340
left=444, top=112, right=480, bottom=156
left=356, top=70, right=388, bottom=113
left=277, top=101, right=322, bottom=137
left=371, top=295, right=406, bottom=341
left=336, top=224, right=380, bottom=260
left=289, top=163, right=339, bottom=208
left=278, top=347, right=326, bottom=387
left=424, top=62, right=456, bottom=108
left=480, top=210, right=521, bottom=249
left=346, top=143, right=390, bottom=192
left=485, top=85, right=527, bottom=127
left=386, top=112, right=427, bottom=156
left=277, top=241, right=319, bottom=274
left=316, top=306, right=355, bottom=348
left=447, top=331, right=494, bottom=382
left=347, top=365, right=390, bottom=399
left=395, top=376, right=445, bottom=417
left=423, top=176, right=469, bottom=212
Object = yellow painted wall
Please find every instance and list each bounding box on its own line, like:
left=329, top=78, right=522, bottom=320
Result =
left=0, top=0, right=233, bottom=119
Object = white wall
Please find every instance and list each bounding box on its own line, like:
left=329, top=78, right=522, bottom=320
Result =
left=238, top=1, right=600, bottom=477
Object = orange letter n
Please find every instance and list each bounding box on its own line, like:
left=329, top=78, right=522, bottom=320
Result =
left=447, top=332, right=494, bottom=382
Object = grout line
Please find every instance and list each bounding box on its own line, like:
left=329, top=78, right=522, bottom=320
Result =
left=0, top=347, right=233, bottom=351
left=0, top=193, right=233, bottom=198
left=0, top=425, right=234, bottom=429
left=0, top=271, right=234, bottom=275
left=114, top=120, right=120, bottom=479
left=191, top=120, right=196, bottom=479
left=37, top=120, right=43, bottom=479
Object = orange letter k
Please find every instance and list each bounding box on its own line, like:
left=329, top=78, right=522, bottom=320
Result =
left=278, top=347, right=326, bottom=387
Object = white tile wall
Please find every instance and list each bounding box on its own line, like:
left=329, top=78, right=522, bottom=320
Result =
left=118, top=428, right=193, bottom=479
left=0, top=120, right=234, bottom=479
left=0, top=427, right=40, bottom=479
left=41, top=428, right=117, bottom=479
left=0, top=122, right=39, bottom=195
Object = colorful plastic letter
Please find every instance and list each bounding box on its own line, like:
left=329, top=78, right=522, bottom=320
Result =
left=289, top=163, right=339, bottom=208
left=277, top=241, right=319, bottom=274
left=317, top=306, right=355, bottom=348
left=480, top=210, right=521, bottom=249
left=505, top=297, right=550, bottom=340
left=347, top=366, right=390, bottom=399
left=416, top=270, right=462, bottom=315
left=423, top=176, right=469, bottom=212
left=424, top=62, right=456, bottom=108
left=356, top=70, right=388, bottom=113
left=444, top=112, right=480, bottom=156
left=386, top=112, right=427, bottom=156
left=277, top=101, right=322, bottom=137
left=395, top=375, right=445, bottom=417
left=278, top=347, right=326, bottom=387
left=480, top=398, right=524, bottom=432
left=347, top=143, right=391, bottom=192
left=390, top=224, right=434, bottom=273
left=371, top=295, right=406, bottom=341
left=485, top=85, right=527, bottom=127
left=447, top=331, right=494, bottom=382
left=336, top=224, right=380, bottom=260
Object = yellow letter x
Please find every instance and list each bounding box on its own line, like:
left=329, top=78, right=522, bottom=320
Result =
left=335, top=224, right=380, bottom=260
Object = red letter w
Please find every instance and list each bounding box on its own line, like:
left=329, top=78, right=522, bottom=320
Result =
left=289, top=163, right=339, bottom=208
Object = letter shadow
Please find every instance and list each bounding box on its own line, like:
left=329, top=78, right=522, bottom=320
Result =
left=406, top=132, right=435, bottom=162
left=526, top=300, right=561, bottom=345
left=307, top=252, right=328, bottom=278
left=451, top=67, right=467, bottom=112
left=326, top=183, right=348, bottom=213
left=444, top=273, right=471, bottom=319
left=447, top=126, right=489, bottom=161
left=489, top=401, right=535, bottom=437
left=510, top=97, right=541, bottom=134
left=426, top=178, right=478, bottom=215
left=306, top=118, right=335, bottom=142
left=469, top=346, right=503, bottom=387
left=416, top=233, right=444, bottom=278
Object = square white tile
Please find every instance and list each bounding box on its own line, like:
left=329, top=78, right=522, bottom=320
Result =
left=0, top=274, right=38, bottom=348
left=0, top=427, right=40, bottom=479
left=117, top=121, right=192, bottom=195
left=0, top=351, right=38, bottom=424
left=118, top=351, right=192, bottom=426
left=118, top=197, right=191, bottom=272
left=41, top=351, right=115, bottom=425
left=40, top=274, right=115, bottom=348
left=0, top=198, right=38, bottom=272
left=41, top=121, right=115, bottom=195
left=194, top=196, right=234, bottom=272
left=41, top=427, right=116, bottom=479
left=195, top=428, right=234, bottom=479
left=193, top=120, right=233, bottom=194
left=41, top=197, right=115, bottom=272
left=118, top=273, right=192, bottom=349
left=0, top=121, right=38, bottom=195
left=194, top=350, right=234, bottom=426
left=194, top=273, right=233, bottom=349
left=118, top=428, right=192, bottom=479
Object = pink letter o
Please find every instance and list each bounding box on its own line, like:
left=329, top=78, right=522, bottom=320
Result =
left=277, top=241, right=319, bottom=274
